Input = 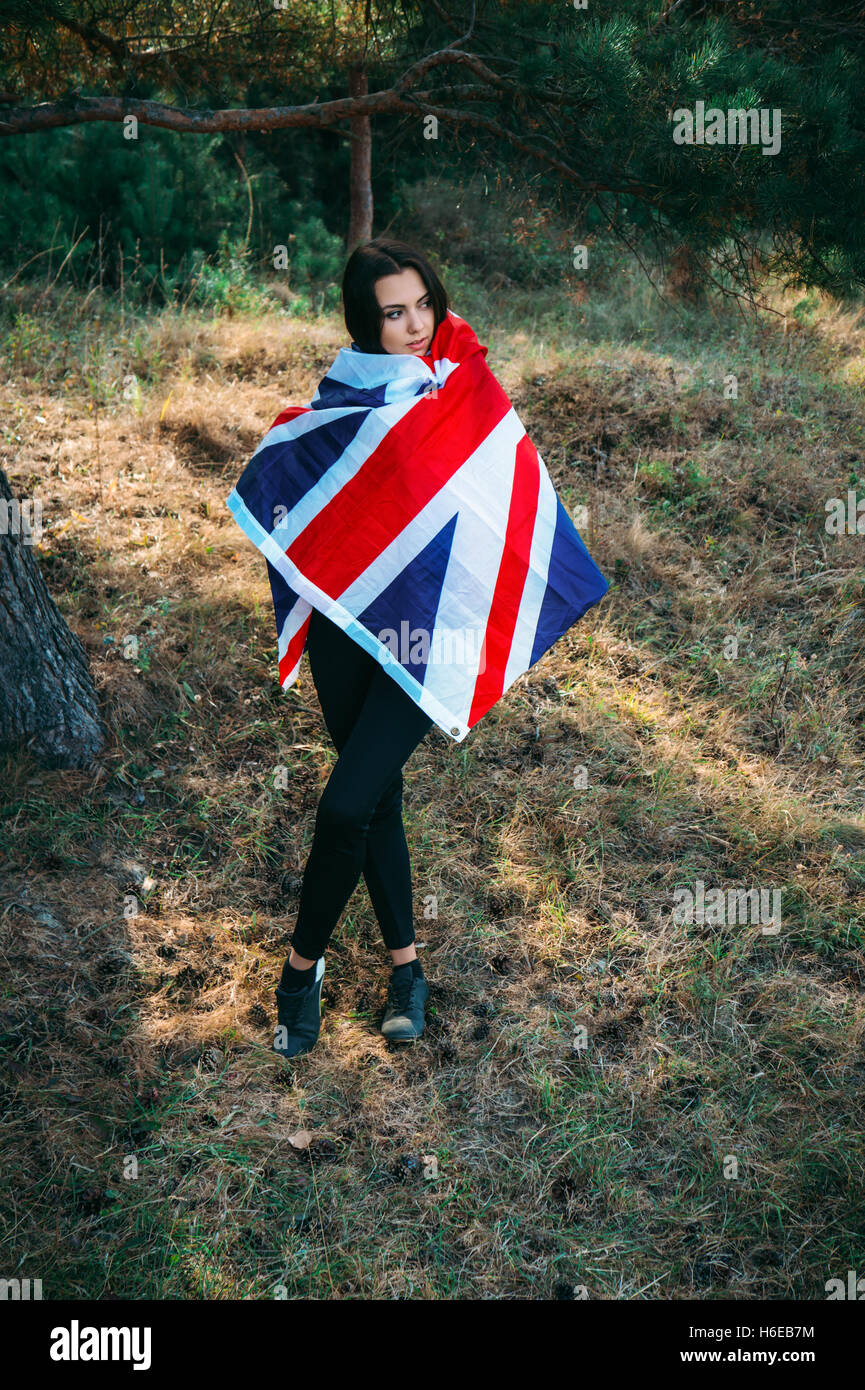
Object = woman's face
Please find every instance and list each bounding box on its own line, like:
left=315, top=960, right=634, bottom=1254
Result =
left=374, top=267, right=436, bottom=356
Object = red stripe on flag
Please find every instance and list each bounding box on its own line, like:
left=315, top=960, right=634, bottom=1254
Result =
left=286, top=354, right=508, bottom=595
left=278, top=610, right=311, bottom=685
left=468, top=434, right=540, bottom=727
left=270, top=405, right=311, bottom=431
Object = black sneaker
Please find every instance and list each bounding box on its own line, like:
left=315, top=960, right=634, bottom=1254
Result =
left=381, top=965, right=430, bottom=1041
left=273, top=956, right=325, bottom=1058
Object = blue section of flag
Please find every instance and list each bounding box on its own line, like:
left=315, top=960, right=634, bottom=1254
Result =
left=266, top=559, right=299, bottom=640
left=530, top=498, right=608, bottom=667
left=235, top=411, right=371, bottom=534
left=312, top=376, right=393, bottom=409
left=358, top=513, right=458, bottom=687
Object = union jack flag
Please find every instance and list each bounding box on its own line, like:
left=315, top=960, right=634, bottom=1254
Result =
left=226, top=309, right=608, bottom=741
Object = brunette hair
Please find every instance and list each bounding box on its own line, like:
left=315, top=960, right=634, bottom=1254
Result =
left=341, top=237, right=449, bottom=353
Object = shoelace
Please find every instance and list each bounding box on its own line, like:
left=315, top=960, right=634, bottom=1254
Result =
left=278, top=981, right=314, bottom=1022
left=388, top=971, right=420, bottom=1014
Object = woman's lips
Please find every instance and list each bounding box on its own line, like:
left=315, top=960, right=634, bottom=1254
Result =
left=407, top=339, right=427, bottom=349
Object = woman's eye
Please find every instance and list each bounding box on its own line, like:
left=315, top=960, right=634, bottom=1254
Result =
left=387, top=300, right=430, bottom=320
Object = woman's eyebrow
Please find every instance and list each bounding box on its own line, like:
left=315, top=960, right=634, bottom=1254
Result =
left=380, top=293, right=430, bottom=309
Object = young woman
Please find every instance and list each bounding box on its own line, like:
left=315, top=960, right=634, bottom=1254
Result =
left=272, top=239, right=448, bottom=1058
left=227, top=237, right=608, bottom=1060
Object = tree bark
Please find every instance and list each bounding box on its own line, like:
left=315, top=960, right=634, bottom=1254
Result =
left=664, top=242, right=707, bottom=304
left=0, top=469, right=106, bottom=768
left=347, top=65, right=373, bottom=252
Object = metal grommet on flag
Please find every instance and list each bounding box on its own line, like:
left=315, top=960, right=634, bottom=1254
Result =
left=450, top=726, right=460, bottom=736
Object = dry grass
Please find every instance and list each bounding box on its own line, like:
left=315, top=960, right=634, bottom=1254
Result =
left=1, top=273, right=864, bottom=1299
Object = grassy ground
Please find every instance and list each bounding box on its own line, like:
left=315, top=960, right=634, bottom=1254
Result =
left=1, top=262, right=864, bottom=1299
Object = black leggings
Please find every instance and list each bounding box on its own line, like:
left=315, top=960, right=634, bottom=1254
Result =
left=289, top=607, right=434, bottom=960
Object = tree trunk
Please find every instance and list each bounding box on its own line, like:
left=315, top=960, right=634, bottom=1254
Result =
left=0, top=469, right=106, bottom=768
left=347, top=64, right=373, bottom=252
left=664, top=242, right=706, bottom=304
